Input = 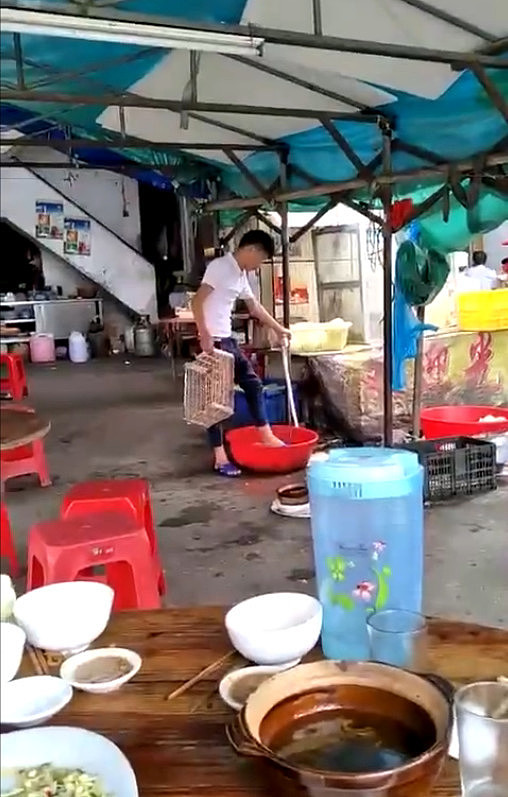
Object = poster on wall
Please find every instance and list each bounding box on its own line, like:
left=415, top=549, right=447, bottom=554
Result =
left=64, top=217, right=91, bottom=255
left=35, top=200, right=64, bottom=239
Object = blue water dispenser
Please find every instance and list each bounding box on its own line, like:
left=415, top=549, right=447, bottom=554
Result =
left=307, top=447, right=424, bottom=661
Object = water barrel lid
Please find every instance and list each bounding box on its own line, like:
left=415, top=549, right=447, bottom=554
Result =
left=307, top=446, right=421, bottom=484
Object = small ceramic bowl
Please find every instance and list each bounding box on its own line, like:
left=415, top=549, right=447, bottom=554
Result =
left=220, top=665, right=285, bottom=712
left=60, top=647, right=142, bottom=694
left=1, top=676, right=73, bottom=728
left=225, top=592, right=323, bottom=667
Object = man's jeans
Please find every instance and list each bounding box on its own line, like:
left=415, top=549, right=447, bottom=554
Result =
left=207, top=337, right=268, bottom=448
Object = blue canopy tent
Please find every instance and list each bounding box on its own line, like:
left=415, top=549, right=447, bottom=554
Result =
left=1, top=0, right=506, bottom=442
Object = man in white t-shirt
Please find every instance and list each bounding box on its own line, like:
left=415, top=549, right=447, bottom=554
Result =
left=192, top=230, right=289, bottom=477
left=460, top=250, right=499, bottom=292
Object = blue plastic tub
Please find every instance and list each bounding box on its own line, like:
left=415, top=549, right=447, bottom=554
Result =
left=232, top=379, right=300, bottom=427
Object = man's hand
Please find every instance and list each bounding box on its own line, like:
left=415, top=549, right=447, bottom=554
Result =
left=199, top=331, right=215, bottom=354
left=275, top=326, right=291, bottom=345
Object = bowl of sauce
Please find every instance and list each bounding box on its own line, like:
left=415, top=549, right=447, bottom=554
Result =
left=60, top=647, right=141, bottom=694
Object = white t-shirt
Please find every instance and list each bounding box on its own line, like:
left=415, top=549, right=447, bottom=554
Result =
left=201, top=252, right=254, bottom=338
left=461, top=265, right=498, bottom=291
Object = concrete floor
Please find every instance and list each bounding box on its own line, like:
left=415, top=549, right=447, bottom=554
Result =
left=4, top=359, right=507, bottom=629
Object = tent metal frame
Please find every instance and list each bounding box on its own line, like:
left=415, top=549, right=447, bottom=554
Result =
left=1, top=0, right=507, bottom=444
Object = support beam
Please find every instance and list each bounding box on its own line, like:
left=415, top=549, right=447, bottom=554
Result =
left=225, top=55, right=372, bottom=113
left=223, top=149, right=275, bottom=202
left=0, top=137, right=275, bottom=151
left=12, top=33, right=26, bottom=91
left=393, top=138, right=445, bottom=166
left=469, top=64, right=508, bottom=123
left=279, top=154, right=291, bottom=329
left=220, top=210, right=256, bottom=245
left=312, top=0, right=323, bottom=36
left=2, top=3, right=505, bottom=67
left=253, top=210, right=282, bottom=235
left=381, top=127, right=394, bottom=447
left=341, top=199, right=383, bottom=225
left=320, top=118, right=370, bottom=177
left=0, top=89, right=381, bottom=122
left=477, top=37, right=508, bottom=57
left=289, top=195, right=342, bottom=243
left=394, top=0, right=495, bottom=41
left=206, top=152, right=508, bottom=211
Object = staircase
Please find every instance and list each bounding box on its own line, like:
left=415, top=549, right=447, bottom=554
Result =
left=0, top=163, right=158, bottom=319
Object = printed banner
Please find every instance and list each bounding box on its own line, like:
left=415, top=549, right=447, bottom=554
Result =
left=35, top=200, right=64, bottom=240
left=64, top=217, right=91, bottom=256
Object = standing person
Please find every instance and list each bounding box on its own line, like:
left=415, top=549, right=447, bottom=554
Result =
left=461, top=250, right=499, bottom=291
left=192, top=230, right=290, bottom=477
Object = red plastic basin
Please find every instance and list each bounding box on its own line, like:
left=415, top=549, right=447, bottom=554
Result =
left=226, top=424, right=319, bottom=473
left=421, top=405, right=508, bottom=439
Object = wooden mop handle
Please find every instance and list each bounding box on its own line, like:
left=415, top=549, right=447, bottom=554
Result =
left=281, top=337, right=299, bottom=428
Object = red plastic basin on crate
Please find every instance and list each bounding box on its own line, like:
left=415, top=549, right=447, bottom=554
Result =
left=421, top=405, right=508, bottom=439
left=226, top=424, right=318, bottom=473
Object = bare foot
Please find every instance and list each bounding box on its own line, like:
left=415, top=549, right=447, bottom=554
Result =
left=258, top=427, right=285, bottom=447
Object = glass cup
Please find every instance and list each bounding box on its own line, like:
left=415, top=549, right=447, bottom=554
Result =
left=367, top=609, right=427, bottom=669
left=455, top=681, right=508, bottom=797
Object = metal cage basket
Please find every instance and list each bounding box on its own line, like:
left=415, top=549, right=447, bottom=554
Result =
left=184, top=349, right=235, bottom=428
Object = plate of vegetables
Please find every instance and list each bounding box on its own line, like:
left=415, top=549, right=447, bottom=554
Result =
left=0, top=727, right=138, bottom=796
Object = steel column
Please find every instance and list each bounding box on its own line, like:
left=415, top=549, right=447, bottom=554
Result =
left=279, top=153, right=291, bottom=329
left=469, top=64, right=508, bottom=124
left=12, top=33, right=26, bottom=90
left=381, top=125, right=394, bottom=447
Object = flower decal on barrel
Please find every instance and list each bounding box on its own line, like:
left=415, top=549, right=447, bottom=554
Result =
left=327, top=541, right=391, bottom=611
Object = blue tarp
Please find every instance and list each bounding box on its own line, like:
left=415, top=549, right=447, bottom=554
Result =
left=1, top=0, right=506, bottom=239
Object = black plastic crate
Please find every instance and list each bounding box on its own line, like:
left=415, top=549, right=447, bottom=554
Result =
left=400, top=436, right=497, bottom=503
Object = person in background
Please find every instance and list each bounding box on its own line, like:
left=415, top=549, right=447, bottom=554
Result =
left=460, top=250, right=500, bottom=291
left=192, top=230, right=290, bottom=477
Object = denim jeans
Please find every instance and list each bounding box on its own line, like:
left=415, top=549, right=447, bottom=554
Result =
left=207, top=337, right=268, bottom=448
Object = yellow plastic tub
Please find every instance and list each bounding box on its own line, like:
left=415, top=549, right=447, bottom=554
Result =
left=457, top=289, right=508, bottom=331
left=290, top=319, right=351, bottom=354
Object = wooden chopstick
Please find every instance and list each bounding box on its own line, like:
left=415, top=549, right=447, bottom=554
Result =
left=165, top=650, right=236, bottom=703
left=27, top=645, right=48, bottom=676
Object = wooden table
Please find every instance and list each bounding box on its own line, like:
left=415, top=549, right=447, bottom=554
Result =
left=0, top=405, right=51, bottom=451
left=18, top=608, right=508, bottom=796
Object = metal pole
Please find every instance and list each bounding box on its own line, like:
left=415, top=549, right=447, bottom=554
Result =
left=312, top=0, right=323, bottom=35
left=411, top=306, right=425, bottom=439
left=381, top=124, right=394, bottom=447
left=279, top=153, right=291, bottom=330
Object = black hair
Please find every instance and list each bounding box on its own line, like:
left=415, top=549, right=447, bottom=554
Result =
left=238, top=229, right=275, bottom=259
left=472, top=250, right=487, bottom=266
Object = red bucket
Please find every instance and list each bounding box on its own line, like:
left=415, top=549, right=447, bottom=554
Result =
left=421, top=405, right=508, bottom=439
left=226, top=424, right=318, bottom=473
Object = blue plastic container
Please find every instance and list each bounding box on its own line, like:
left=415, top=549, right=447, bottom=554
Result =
left=307, top=447, right=424, bottom=661
left=233, top=380, right=299, bottom=427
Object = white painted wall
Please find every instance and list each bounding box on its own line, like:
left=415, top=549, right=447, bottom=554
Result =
left=483, top=221, right=508, bottom=270
left=0, top=165, right=157, bottom=319
left=15, top=146, right=142, bottom=249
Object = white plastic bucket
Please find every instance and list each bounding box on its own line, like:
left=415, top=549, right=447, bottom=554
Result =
left=68, top=331, right=89, bottom=364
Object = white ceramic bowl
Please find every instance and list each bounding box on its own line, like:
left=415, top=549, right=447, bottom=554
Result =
left=13, top=582, right=114, bottom=655
left=0, top=726, right=138, bottom=796
left=219, top=665, right=285, bottom=712
left=225, top=592, right=323, bottom=667
left=1, top=676, right=73, bottom=728
left=60, top=647, right=142, bottom=694
left=0, top=623, right=26, bottom=683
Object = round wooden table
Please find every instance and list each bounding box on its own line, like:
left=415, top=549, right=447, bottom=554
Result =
left=14, top=608, right=508, bottom=796
left=0, top=405, right=51, bottom=451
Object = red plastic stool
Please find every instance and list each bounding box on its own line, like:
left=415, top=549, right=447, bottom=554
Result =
left=0, top=503, right=19, bottom=577
left=0, top=354, right=28, bottom=400
left=27, top=511, right=162, bottom=611
left=1, top=439, right=51, bottom=489
left=61, top=479, right=165, bottom=595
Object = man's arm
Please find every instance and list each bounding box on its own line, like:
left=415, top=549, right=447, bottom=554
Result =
left=245, top=297, right=290, bottom=340
left=191, top=283, right=214, bottom=353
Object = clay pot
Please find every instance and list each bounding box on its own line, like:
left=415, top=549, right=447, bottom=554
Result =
left=227, top=660, right=453, bottom=797
left=276, top=483, right=309, bottom=506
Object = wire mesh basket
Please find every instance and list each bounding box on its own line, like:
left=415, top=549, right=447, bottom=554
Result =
left=184, top=349, right=235, bottom=428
